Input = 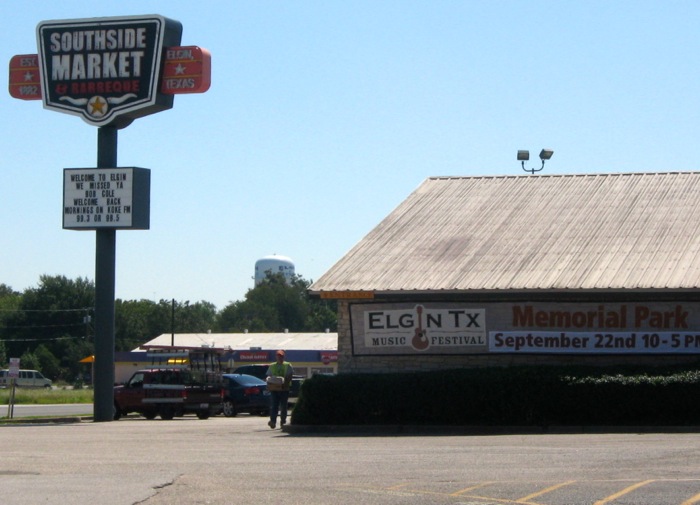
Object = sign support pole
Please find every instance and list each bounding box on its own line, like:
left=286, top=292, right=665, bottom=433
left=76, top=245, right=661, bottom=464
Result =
left=8, top=380, right=16, bottom=419
left=93, top=125, right=117, bottom=422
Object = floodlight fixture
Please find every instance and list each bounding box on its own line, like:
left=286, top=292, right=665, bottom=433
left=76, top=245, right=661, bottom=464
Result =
left=519, top=148, right=554, bottom=174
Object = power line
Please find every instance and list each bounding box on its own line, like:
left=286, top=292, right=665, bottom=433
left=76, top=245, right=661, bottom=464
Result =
left=2, top=323, right=86, bottom=330
left=0, top=307, right=92, bottom=313
left=0, top=335, right=86, bottom=342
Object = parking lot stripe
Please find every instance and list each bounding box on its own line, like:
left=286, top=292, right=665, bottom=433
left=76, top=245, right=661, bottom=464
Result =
left=386, top=483, right=412, bottom=490
left=517, top=480, right=576, bottom=502
left=681, top=492, right=700, bottom=505
left=450, top=481, right=495, bottom=496
left=593, top=479, right=656, bottom=505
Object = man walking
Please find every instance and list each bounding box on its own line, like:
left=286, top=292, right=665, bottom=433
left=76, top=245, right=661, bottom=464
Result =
left=266, top=350, right=293, bottom=429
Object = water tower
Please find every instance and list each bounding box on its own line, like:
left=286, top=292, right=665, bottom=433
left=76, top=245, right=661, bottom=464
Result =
left=255, top=255, right=295, bottom=286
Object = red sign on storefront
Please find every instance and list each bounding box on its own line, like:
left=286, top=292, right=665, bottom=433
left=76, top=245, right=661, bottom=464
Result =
left=320, top=352, right=338, bottom=365
left=238, top=352, right=270, bottom=362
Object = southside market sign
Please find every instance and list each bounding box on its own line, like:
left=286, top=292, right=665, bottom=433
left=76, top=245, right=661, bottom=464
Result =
left=36, top=15, right=183, bottom=128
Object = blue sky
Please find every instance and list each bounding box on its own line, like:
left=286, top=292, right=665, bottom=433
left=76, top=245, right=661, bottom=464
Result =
left=2, top=1, right=700, bottom=309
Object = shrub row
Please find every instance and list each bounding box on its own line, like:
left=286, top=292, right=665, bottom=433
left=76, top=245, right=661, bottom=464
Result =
left=291, top=364, right=700, bottom=426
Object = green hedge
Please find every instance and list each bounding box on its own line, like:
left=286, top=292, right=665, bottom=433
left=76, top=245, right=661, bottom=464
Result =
left=291, top=365, right=700, bottom=426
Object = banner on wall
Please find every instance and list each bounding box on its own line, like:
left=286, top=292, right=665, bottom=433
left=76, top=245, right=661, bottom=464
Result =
left=349, top=302, right=700, bottom=356
left=350, top=303, right=487, bottom=355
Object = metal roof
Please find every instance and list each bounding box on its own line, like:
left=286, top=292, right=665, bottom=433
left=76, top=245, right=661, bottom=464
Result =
left=310, top=172, right=700, bottom=294
left=138, top=332, right=338, bottom=351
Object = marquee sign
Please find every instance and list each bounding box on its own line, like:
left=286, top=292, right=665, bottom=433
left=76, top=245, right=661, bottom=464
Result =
left=63, top=167, right=151, bottom=230
left=36, top=15, right=182, bottom=128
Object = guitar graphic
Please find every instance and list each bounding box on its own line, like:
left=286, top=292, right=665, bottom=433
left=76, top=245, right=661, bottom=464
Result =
left=411, top=305, right=429, bottom=351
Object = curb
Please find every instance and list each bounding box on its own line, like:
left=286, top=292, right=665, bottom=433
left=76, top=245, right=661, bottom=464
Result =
left=281, top=424, right=700, bottom=435
left=0, top=416, right=88, bottom=425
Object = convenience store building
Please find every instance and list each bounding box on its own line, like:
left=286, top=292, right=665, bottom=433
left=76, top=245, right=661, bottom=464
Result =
left=137, top=331, right=338, bottom=379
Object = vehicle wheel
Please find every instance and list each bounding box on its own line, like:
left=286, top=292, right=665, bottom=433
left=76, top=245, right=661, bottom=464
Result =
left=159, top=406, right=174, bottom=420
left=196, top=411, right=210, bottom=420
left=143, top=411, right=157, bottom=420
left=44, top=384, right=52, bottom=389
left=222, top=400, right=237, bottom=417
left=113, top=404, right=121, bottom=421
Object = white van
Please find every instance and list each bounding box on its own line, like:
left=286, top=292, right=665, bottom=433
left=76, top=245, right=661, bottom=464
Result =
left=0, top=369, right=52, bottom=388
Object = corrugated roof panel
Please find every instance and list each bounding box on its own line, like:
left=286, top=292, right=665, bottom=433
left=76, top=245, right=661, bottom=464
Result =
left=311, top=172, right=700, bottom=294
left=140, top=332, right=338, bottom=351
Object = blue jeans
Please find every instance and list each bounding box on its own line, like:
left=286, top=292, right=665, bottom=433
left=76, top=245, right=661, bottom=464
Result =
left=270, top=390, right=290, bottom=424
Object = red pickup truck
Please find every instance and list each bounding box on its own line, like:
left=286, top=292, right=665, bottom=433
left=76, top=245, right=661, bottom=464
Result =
left=113, top=368, right=223, bottom=420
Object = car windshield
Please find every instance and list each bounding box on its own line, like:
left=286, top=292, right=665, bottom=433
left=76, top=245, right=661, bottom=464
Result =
left=228, top=374, right=265, bottom=386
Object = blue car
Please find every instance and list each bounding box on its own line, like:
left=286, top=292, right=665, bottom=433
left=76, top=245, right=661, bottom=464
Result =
left=221, top=373, right=270, bottom=417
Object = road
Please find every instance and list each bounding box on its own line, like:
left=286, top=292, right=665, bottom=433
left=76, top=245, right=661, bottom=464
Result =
left=1, top=415, right=700, bottom=505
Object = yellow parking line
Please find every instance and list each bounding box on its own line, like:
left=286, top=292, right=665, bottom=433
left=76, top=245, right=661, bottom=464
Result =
left=593, top=479, right=655, bottom=505
left=450, top=481, right=495, bottom=496
left=469, top=495, right=530, bottom=504
left=681, top=492, right=700, bottom=505
left=517, top=480, right=576, bottom=502
left=386, top=483, right=411, bottom=490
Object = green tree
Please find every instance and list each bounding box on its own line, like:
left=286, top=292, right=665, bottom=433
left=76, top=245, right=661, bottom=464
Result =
left=175, top=300, right=217, bottom=333
left=115, top=299, right=160, bottom=351
left=54, top=337, right=93, bottom=381
left=0, top=284, right=20, bottom=366
left=305, top=299, right=338, bottom=332
left=0, top=339, right=6, bottom=368
left=2, top=275, right=93, bottom=379
left=19, top=350, right=40, bottom=370
left=0, top=283, right=18, bottom=298
left=34, top=343, right=61, bottom=379
left=115, top=298, right=218, bottom=351
left=0, top=271, right=337, bottom=378
left=216, top=273, right=337, bottom=332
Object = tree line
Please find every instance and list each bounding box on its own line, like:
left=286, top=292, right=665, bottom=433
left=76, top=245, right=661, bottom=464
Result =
left=0, top=273, right=337, bottom=382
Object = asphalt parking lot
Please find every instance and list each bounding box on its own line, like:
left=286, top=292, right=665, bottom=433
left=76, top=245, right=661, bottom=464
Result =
left=2, top=415, right=700, bottom=505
